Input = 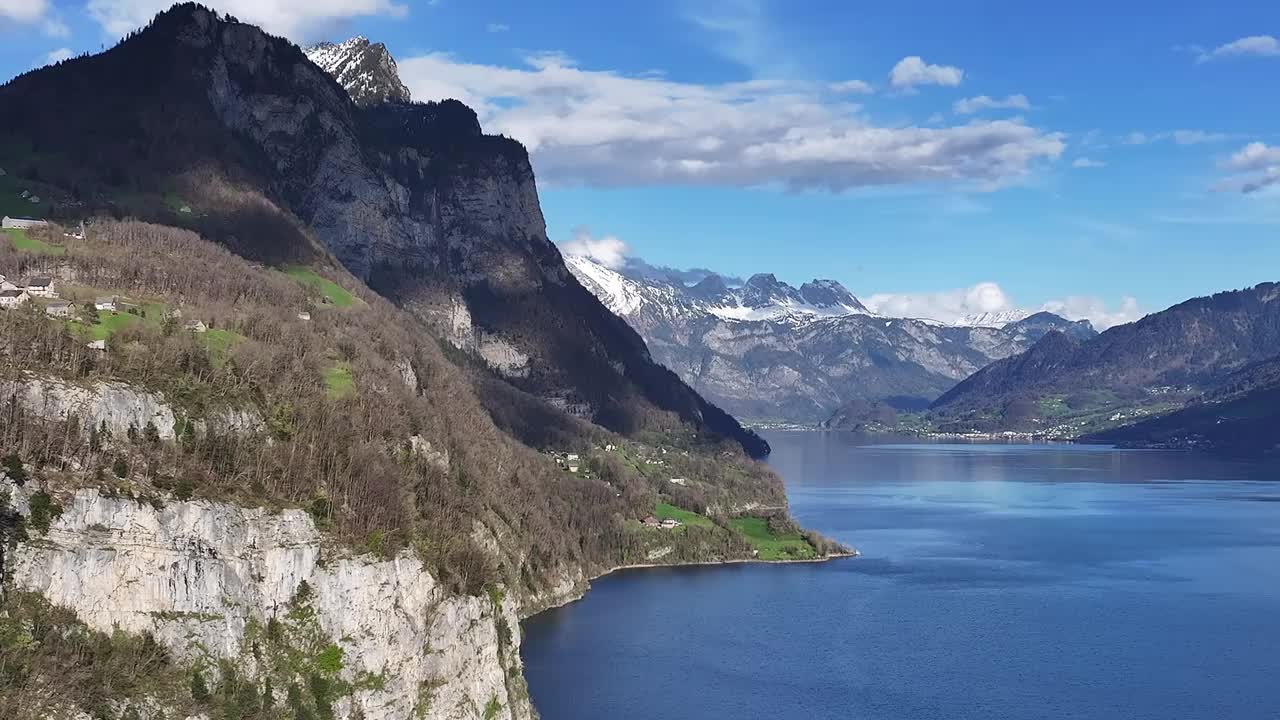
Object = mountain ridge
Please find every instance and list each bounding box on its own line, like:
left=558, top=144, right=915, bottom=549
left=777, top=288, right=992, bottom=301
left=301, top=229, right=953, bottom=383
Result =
left=566, top=253, right=1096, bottom=422
left=0, top=3, right=768, bottom=457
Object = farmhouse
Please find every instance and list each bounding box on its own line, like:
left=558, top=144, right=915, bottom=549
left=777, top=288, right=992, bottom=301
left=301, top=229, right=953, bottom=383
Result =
left=44, top=300, right=72, bottom=317
left=2, top=216, right=48, bottom=230
left=660, top=518, right=681, bottom=529
left=94, top=297, right=117, bottom=312
left=0, top=289, right=29, bottom=308
left=642, top=516, right=662, bottom=528
left=23, top=276, right=56, bottom=297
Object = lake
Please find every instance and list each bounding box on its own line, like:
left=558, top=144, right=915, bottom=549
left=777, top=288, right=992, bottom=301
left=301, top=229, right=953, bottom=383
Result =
left=521, top=432, right=1280, bottom=720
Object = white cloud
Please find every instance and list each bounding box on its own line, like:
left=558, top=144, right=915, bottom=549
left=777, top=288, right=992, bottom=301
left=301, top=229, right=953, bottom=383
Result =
left=1040, top=296, right=1143, bottom=331
left=953, top=94, right=1030, bottom=114
left=43, top=47, right=74, bottom=65
left=864, top=282, right=1013, bottom=324
left=560, top=228, right=629, bottom=269
left=397, top=52, right=1062, bottom=190
left=865, top=283, right=1143, bottom=330
left=1072, top=157, right=1105, bottom=169
left=1195, top=35, right=1280, bottom=63
left=486, top=22, right=509, bottom=33
left=0, top=0, right=48, bottom=23
left=0, top=0, right=68, bottom=37
left=829, top=79, right=873, bottom=94
left=1215, top=141, right=1280, bottom=194
left=86, top=0, right=408, bottom=40
left=889, top=56, right=963, bottom=89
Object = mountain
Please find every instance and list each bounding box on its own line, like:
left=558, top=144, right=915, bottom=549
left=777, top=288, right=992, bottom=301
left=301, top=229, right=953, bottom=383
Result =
left=932, top=282, right=1280, bottom=434
left=566, top=255, right=1095, bottom=423
left=1087, top=355, right=1280, bottom=454
left=0, top=7, right=857, bottom=719
left=0, top=4, right=766, bottom=457
left=954, top=309, right=1033, bottom=328
left=304, top=36, right=411, bottom=106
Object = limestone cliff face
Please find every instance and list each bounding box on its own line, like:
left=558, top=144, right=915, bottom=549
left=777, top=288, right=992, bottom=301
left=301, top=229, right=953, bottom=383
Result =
left=3, top=479, right=534, bottom=720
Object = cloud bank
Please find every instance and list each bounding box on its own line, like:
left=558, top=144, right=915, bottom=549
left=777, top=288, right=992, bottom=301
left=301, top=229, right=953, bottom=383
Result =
left=865, top=282, right=1143, bottom=330
left=398, top=52, right=1062, bottom=190
left=86, top=0, right=407, bottom=40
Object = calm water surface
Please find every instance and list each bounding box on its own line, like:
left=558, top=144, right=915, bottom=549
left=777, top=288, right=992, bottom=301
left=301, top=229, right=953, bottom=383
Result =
left=521, top=433, right=1280, bottom=720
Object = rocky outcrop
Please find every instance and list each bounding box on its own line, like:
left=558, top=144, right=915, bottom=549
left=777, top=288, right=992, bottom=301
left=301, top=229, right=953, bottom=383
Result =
left=4, top=480, right=532, bottom=720
left=305, top=37, right=411, bottom=107
left=2, top=375, right=177, bottom=440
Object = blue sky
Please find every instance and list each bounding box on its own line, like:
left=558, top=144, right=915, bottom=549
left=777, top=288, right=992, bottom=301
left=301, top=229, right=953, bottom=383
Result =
left=2, top=1, right=1278, bottom=327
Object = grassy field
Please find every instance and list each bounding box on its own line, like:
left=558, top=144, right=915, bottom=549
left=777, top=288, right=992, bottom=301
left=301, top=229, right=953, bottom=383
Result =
left=323, top=363, right=355, bottom=398
left=6, top=228, right=65, bottom=255
left=728, top=517, right=817, bottom=561
left=69, top=311, right=142, bottom=341
left=655, top=502, right=716, bottom=529
left=286, top=266, right=356, bottom=308
left=203, top=328, right=243, bottom=365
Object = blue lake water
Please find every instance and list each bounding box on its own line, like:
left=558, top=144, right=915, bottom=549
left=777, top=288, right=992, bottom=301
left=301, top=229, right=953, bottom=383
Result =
left=521, top=432, right=1280, bottom=720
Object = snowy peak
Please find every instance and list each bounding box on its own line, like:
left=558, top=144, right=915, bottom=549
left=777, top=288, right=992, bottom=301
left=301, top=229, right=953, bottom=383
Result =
left=305, top=36, right=410, bottom=107
left=952, top=309, right=1033, bottom=328
left=799, top=279, right=870, bottom=314
left=565, top=254, right=873, bottom=325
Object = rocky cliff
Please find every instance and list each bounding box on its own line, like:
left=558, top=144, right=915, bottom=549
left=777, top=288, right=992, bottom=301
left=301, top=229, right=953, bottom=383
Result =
left=3, top=478, right=537, bottom=720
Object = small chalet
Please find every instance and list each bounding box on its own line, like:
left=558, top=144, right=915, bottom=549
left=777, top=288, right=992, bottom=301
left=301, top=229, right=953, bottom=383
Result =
left=2, top=216, right=48, bottom=230
left=642, top=516, right=662, bottom=528
left=23, top=277, right=55, bottom=298
left=86, top=339, right=106, bottom=352
left=44, top=300, right=72, bottom=317
left=0, top=289, right=29, bottom=308
left=185, top=320, right=208, bottom=333
left=565, top=453, right=580, bottom=462
left=660, top=518, right=681, bottom=529
left=567, top=463, right=580, bottom=473
left=669, top=478, right=688, bottom=486
left=94, top=297, right=118, bottom=312
left=297, top=311, right=312, bottom=321
left=0, top=276, right=15, bottom=292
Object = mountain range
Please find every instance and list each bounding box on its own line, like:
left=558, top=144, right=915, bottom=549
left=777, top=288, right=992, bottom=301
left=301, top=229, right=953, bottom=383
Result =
left=566, top=254, right=1095, bottom=423
left=929, top=282, right=1280, bottom=443
left=0, top=4, right=766, bottom=457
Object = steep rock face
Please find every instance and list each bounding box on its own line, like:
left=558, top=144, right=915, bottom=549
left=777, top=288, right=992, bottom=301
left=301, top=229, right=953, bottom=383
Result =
left=566, top=255, right=1092, bottom=422
left=305, top=37, right=411, bottom=107
left=0, top=4, right=767, bottom=456
left=3, top=375, right=177, bottom=440
left=4, top=481, right=532, bottom=720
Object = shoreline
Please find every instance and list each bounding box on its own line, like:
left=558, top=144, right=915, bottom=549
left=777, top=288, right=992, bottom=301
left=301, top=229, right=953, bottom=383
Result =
left=529, top=550, right=859, bottom=617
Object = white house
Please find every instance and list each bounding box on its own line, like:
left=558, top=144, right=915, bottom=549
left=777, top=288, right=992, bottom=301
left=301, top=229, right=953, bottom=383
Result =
left=23, top=277, right=55, bottom=298
left=669, top=478, right=688, bottom=486
left=565, top=453, right=580, bottom=462
left=0, top=289, right=29, bottom=308
left=2, top=216, right=48, bottom=230
left=184, top=320, right=208, bottom=333
left=44, top=299, right=72, bottom=316
left=94, top=297, right=117, bottom=312
left=297, top=311, right=311, bottom=321
left=86, top=339, right=106, bottom=352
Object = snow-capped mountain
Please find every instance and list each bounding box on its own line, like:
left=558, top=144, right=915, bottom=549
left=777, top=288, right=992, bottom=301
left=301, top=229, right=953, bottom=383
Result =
left=952, top=309, right=1033, bottom=328
left=566, top=254, right=1096, bottom=423
left=305, top=37, right=411, bottom=107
